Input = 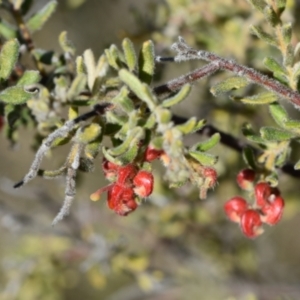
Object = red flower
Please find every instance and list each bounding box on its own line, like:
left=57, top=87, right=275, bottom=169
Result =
left=107, top=184, right=137, bottom=216
left=144, top=146, right=164, bottom=162
left=202, top=167, right=218, bottom=188
left=240, top=209, right=263, bottom=238
left=254, top=182, right=280, bottom=208
left=133, top=170, right=154, bottom=198
left=236, top=169, right=256, bottom=190
left=224, top=196, right=248, bottom=223
left=261, top=195, right=284, bottom=225
left=117, top=164, right=138, bottom=187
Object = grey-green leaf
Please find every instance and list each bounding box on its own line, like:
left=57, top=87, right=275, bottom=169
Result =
left=26, top=1, right=57, bottom=33
left=210, top=76, right=249, bottom=96
left=250, top=25, right=278, bottom=47
left=240, top=92, right=278, bottom=105
left=17, top=70, right=41, bottom=86
left=0, top=39, right=19, bottom=81
left=162, top=84, right=191, bottom=108
left=138, top=40, right=155, bottom=84
left=269, top=102, right=288, bottom=127
left=122, top=38, right=137, bottom=72
left=0, top=86, right=32, bottom=104
left=260, top=126, right=295, bottom=141
left=194, top=133, right=220, bottom=152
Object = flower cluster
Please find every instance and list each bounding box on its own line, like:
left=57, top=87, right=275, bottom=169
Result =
left=224, top=169, right=285, bottom=238
left=90, top=147, right=164, bottom=216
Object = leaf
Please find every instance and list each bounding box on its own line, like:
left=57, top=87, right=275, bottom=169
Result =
left=210, top=76, right=248, bottom=96
left=242, top=124, right=266, bottom=144
left=247, top=0, right=266, bottom=13
left=105, top=45, right=123, bottom=70
left=112, top=87, right=135, bottom=114
left=17, top=70, right=41, bottom=85
left=260, top=126, right=295, bottom=141
left=242, top=147, right=257, bottom=169
left=189, top=151, right=218, bottom=166
left=26, top=1, right=58, bottom=32
left=119, top=69, right=157, bottom=110
left=76, top=123, right=101, bottom=144
left=269, top=102, right=288, bottom=127
left=67, top=74, right=87, bottom=100
left=0, top=39, right=19, bottom=81
left=194, top=133, right=220, bottom=152
left=281, top=22, right=292, bottom=44
left=175, top=117, right=197, bottom=134
left=264, top=5, right=280, bottom=26
left=122, top=38, right=137, bottom=72
left=83, top=49, right=96, bottom=90
left=240, top=92, right=278, bottom=105
left=138, top=40, right=155, bottom=84
left=154, top=107, right=171, bottom=124
left=32, top=49, right=55, bottom=65
left=59, top=31, right=76, bottom=56
left=263, top=57, right=285, bottom=75
left=162, top=84, right=191, bottom=108
left=0, top=20, right=17, bottom=39
left=0, top=86, right=33, bottom=104
left=250, top=25, right=278, bottom=47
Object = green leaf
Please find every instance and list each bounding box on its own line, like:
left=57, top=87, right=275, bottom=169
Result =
left=247, top=0, right=266, bottom=13
left=283, top=44, right=294, bottom=67
left=192, top=119, right=207, bottom=133
left=240, top=92, right=278, bottom=105
left=162, top=84, right=191, bottom=108
left=0, top=20, right=17, bottom=39
left=112, top=87, right=135, bottom=114
left=0, top=86, right=33, bottom=104
left=250, top=25, right=278, bottom=47
left=83, top=49, right=96, bottom=90
left=122, top=38, right=137, bottom=72
left=210, top=76, right=248, bottom=96
left=17, top=70, right=41, bottom=85
left=76, top=123, right=101, bottom=144
left=242, top=147, right=257, bottom=169
left=59, top=31, right=76, bottom=56
left=263, top=57, right=285, bottom=75
left=242, top=124, right=266, bottom=144
left=281, top=23, right=292, bottom=44
left=106, top=111, right=127, bottom=126
left=275, top=0, right=286, bottom=14
left=264, top=6, right=280, bottom=26
left=67, top=74, right=87, bottom=100
left=175, top=117, right=197, bottom=134
left=154, top=107, right=171, bottom=124
left=260, top=126, right=295, bottom=141
left=282, top=120, right=300, bottom=134
left=0, top=39, right=19, bottom=81
left=194, top=133, right=220, bottom=152
left=269, top=102, right=288, bottom=127
left=26, top=1, right=57, bottom=32
left=119, top=69, right=157, bottom=110
left=189, top=151, right=218, bottom=166
left=138, top=40, right=155, bottom=84
left=105, top=44, right=123, bottom=70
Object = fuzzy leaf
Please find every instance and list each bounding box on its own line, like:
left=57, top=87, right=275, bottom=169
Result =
left=194, top=133, right=220, bottom=152
left=0, top=39, right=19, bottom=81
left=122, top=38, right=137, bottom=72
left=106, top=111, right=127, bottom=126
left=59, top=31, right=76, bottom=56
left=138, top=40, right=155, bottom=84
left=144, top=114, right=156, bottom=129
left=210, top=76, right=248, bottom=96
left=83, top=49, right=96, bottom=90
left=269, top=102, right=288, bottom=127
left=192, top=119, right=207, bottom=133
left=282, top=120, right=300, bottom=134
left=281, top=23, right=292, bottom=44
left=105, top=45, right=123, bottom=70
left=264, top=6, right=280, bottom=26
left=260, top=126, right=295, bottom=141
left=189, top=151, right=218, bottom=166
left=162, top=84, right=191, bottom=108
left=112, top=87, right=134, bottom=114
left=247, top=0, right=266, bottom=13
left=242, top=124, right=266, bottom=144
left=283, top=44, right=294, bottom=67
left=242, top=147, right=257, bottom=170
left=116, top=143, right=139, bottom=165
left=0, top=20, right=17, bottom=39
left=250, top=25, right=278, bottom=47
left=240, top=92, right=278, bottom=105
left=275, top=0, right=286, bottom=13
left=175, top=117, right=197, bottom=134
left=263, top=57, right=285, bottom=75
left=151, top=136, right=164, bottom=149
left=76, top=123, right=101, bottom=144
left=67, top=74, right=87, bottom=100
left=154, top=107, right=171, bottom=124
left=26, top=1, right=57, bottom=32
left=0, top=86, right=32, bottom=104
left=17, top=70, right=41, bottom=86
left=119, top=69, right=157, bottom=110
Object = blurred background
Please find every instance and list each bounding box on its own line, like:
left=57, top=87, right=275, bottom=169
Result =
left=1, top=0, right=300, bottom=299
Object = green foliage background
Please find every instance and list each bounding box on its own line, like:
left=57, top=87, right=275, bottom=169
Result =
left=1, top=0, right=300, bottom=299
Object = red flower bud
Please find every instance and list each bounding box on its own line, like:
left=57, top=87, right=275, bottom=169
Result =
left=102, top=159, right=119, bottom=181
left=240, top=209, right=263, bottom=238
left=107, top=184, right=137, bottom=216
left=254, top=182, right=280, bottom=208
left=133, top=170, right=154, bottom=198
left=236, top=169, right=256, bottom=190
left=144, top=147, right=164, bottom=162
left=261, top=195, right=284, bottom=225
left=224, top=196, right=248, bottom=223
left=202, top=167, right=218, bottom=188
left=117, top=164, right=138, bottom=187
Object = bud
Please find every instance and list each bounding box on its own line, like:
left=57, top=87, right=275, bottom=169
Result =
left=240, top=209, right=263, bottom=238
left=224, top=196, right=248, bottom=222
left=261, top=195, right=284, bottom=225
left=236, top=169, right=256, bottom=190
left=133, top=170, right=154, bottom=197
left=144, top=146, right=164, bottom=162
